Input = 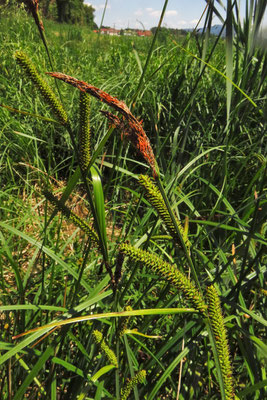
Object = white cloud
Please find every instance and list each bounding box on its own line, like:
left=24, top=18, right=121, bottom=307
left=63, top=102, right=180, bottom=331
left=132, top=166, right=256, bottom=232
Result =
left=166, top=10, right=178, bottom=17
left=178, top=20, right=187, bottom=26
left=86, top=2, right=204, bottom=30
left=145, top=8, right=161, bottom=18
left=145, top=8, right=178, bottom=19
left=134, top=9, right=143, bottom=17
left=150, top=10, right=161, bottom=18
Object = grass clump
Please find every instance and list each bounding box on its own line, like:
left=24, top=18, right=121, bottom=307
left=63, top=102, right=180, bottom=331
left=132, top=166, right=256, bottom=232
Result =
left=0, top=2, right=266, bottom=399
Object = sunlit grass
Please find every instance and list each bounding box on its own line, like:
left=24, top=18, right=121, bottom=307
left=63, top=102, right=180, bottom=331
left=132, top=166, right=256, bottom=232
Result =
left=0, top=1, right=266, bottom=399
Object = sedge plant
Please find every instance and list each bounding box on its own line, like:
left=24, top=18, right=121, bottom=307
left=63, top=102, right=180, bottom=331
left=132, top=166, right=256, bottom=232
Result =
left=0, top=1, right=266, bottom=399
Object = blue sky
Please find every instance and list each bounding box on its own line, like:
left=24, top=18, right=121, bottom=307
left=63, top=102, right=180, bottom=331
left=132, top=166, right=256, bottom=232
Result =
left=85, top=0, right=267, bottom=30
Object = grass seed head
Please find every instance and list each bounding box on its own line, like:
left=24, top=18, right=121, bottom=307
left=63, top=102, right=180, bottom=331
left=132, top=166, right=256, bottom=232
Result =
left=79, top=92, right=91, bottom=171
left=15, top=51, right=67, bottom=125
left=92, top=330, right=118, bottom=368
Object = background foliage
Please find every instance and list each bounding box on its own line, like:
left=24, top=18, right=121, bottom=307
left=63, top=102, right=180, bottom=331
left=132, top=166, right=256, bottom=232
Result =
left=0, top=1, right=266, bottom=399
left=0, top=0, right=96, bottom=27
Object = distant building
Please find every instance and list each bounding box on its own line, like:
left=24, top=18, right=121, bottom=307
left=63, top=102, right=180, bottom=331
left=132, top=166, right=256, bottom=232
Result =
left=136, top=30, right=152, bottom=37
left=124, top=29, right=134, bottom=36
left=93, top=28, right=152, bottom=37
left=98, top=28, right=120, bottom=36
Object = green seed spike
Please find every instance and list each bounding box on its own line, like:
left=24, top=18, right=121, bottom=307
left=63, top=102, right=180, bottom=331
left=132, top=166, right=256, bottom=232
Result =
left=79, top=92, right=91, bottom=171
left=44, top=190, right=99, bottom=246
left=92, top=330, right=118, bottom=368
left=138, top=175, right=190, bottom=250
left=120, top=243, right=207, bottom=315
left=15, top=51, right=68, bottom=125
left=206, top=285, right=235, bottom=400
left=120, top=370, right=146, bottom=400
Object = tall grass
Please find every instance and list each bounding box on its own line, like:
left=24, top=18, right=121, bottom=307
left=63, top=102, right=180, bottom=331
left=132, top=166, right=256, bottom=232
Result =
left=0, top=1, right=266, bottom=399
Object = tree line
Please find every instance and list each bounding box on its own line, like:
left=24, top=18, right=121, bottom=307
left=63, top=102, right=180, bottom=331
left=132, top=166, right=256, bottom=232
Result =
left=0, top=0, right=97, bottom=28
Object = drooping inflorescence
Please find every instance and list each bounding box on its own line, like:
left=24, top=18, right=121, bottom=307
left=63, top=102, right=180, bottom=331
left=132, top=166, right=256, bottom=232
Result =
left=92, top=330, right=118, bottom=368
left=23, top=0, right=44, bottom=31
left=15, top=51, right=67, bottom=125
left=118, top=305, right=133, bottom=338
left=46, top=72, right=159, bottom=177
left=206, top=285, right=235, bottom=400
left=79, top=91, right=91, bottom=171
left=120, top=370, right=146, bottom=400
left=138, top=174, right=190, bottom=249
left=119, top=243, right=207, bottom=315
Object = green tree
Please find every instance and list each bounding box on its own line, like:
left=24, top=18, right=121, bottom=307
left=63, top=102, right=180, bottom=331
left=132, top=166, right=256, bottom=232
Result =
left=0, top=1, right=96, bottom=28
left=83, top=3, right=96, bottom=28
left=56, top=0, right=68, bottom=22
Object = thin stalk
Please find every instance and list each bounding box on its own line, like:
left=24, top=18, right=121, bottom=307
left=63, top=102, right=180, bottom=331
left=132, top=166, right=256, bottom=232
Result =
left=99, top=0, right=108, bottom=33
left=27, top=2, right=63, bottom=102
left=131, top=0, right=169, bottom=106
left=115, top=338, right=120, bottom=399
left=205, top=321, right=227, bottom=400
left=70, top=239, right=92, bottom=307
left=233, top=165, right=266, bottom=300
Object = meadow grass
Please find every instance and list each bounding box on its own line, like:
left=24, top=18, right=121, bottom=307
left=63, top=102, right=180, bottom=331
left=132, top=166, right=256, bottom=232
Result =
left=0, top=2, right=266, bottom=399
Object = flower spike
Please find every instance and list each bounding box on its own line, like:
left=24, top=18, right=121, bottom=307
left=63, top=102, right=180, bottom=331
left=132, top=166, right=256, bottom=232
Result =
left=206, top=285, right=235, bottom=400
left=79, top=92, right=91, bottom=171
left=15, top=52, right=67, bottom=125
left=120, top=370, right=146, bottom=400
left=120, top=243, right=207, bottom=315
left=138, top=174, right=190, bottom=249
left=92, top=330, right=118, bottom=368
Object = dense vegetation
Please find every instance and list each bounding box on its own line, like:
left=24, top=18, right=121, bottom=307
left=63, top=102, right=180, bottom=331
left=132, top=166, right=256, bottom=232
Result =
left=0, top=1, right=266, bottom=399
left=0, top=0, right=96, bottom=27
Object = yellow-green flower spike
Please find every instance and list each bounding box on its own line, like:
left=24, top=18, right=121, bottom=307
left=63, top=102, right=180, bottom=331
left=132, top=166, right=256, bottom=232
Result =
left=120, top=370, right=146, bottom=400
left=79, top=92, right=91, bottom=171
left=44, top=190, right=99, bottom=246
left=138, top=175, right=190, bottom=249
left=206, top=285, right=235, bottom=400
left=15, top=51, right=68, bottom=125
left=118, top=306, right=133, bottom=337
left=120, top=243, right=207, bottom=315
left=92, top=330, right=118, bottom=368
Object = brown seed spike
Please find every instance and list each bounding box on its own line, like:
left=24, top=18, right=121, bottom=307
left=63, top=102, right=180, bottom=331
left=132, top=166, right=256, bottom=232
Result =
left=47, top=72, right=159, bottom=178
left=46, top=72, right=132, bottom=118
left=24, top=0, right=44, bottom=30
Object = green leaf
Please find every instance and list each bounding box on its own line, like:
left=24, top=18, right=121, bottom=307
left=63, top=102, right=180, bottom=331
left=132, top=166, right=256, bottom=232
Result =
left=0, top=305, right=67, bottom=312
left=0, top=289, right=112, bottom=365
left=16, top=354, right=46, bottom=396
left=237, top=305, right=267, bottom=327
left=46, top=166, right=81, bottom=224
left=12, top=308, right=196, bottom=338
left=226, top=0, right=233, bottom=122
left=13, top=347, right=54, bottom=400
left=249, top=336, right=267, bottom=357
left=0, top=103, right=60, bottom=124
left=90, top=165, right=107, bottom=254
left=91, top=365, right=116, bottom=382
left=0, top=222, right=92, bottom=293
left=237, top=379, right=267, bottom=398
left=147, top=347, right=189, bottom=400
left=174, top=43, right=258, bottom=110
